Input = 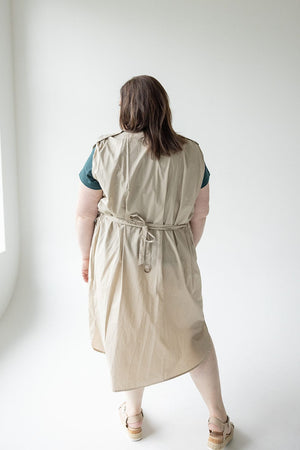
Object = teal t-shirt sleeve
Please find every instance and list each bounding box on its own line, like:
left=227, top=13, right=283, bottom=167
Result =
left=201, top=164, right=210, bottom=188
left=78, top=145, right=102, bottom=190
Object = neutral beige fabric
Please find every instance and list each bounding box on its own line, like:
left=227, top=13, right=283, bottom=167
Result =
left=88, top=130, right=213, bottom=392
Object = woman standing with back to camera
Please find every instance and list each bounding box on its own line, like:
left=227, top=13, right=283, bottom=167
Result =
left=75, top=75, right=234, bottom=449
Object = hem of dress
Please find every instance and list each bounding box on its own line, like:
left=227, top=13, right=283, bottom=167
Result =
left=92, top=346, right=106, bottom=354
left=111, top=352, right=212, bottom=392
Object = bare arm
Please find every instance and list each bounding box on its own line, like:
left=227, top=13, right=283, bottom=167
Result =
left=75, top=180, right=103, bottom=259
left=189, top=182, right=209, bottom=247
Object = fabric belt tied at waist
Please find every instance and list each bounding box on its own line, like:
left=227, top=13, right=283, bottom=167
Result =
left=98, top=210, right=189, bottom=273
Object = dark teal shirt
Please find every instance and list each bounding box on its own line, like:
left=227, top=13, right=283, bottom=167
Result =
left=79, top=146, right=210, bottom=190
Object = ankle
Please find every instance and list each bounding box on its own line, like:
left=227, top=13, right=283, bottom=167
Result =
left=208, top=414, right=228, bottom=432
left=209, top=409, right=227, bottom=423
left=126, top=408, right=142, bottom=416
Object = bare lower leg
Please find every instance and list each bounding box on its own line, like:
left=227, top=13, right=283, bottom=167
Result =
left=189, top=338, right=228, bottom=432
left=123, top=387, right=145, bottom=428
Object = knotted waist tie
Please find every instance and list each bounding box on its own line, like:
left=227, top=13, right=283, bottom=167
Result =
left=97, top=209, right=189, bottom=273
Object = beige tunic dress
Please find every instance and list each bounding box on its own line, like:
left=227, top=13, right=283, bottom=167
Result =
left=88, top=130, right=213, bottom=392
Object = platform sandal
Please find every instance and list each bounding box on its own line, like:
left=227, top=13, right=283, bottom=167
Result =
left=207, top=414, right=234, bottom=449
left=118, top=400, right=144, bottom=441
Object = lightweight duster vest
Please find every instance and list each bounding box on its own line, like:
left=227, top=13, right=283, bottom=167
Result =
left=88, top=130, right=213, bottom=392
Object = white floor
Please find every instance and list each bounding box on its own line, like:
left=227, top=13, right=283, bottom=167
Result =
left=1, top=281, right=299, bottom=450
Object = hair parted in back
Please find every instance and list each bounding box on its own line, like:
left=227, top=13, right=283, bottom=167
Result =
left=119, top=75, right=188, bottom=160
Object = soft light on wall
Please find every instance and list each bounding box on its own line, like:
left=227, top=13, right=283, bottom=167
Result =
left=0, top=0, right=20, bottom=318
left=0, top=131, right=6, bottom=254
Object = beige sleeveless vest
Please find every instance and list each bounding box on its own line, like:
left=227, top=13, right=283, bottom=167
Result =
left=88, top=130, right=213, bottom=392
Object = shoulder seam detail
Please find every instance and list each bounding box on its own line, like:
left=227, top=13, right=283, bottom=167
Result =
left=95, top=130, right=124, bottom=145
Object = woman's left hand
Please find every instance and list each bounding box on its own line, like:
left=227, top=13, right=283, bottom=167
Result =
left=82, top=257, right=90, bottom=283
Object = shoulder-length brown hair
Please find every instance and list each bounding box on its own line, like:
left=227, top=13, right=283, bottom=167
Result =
left=119, top=75, right=188, bottom=160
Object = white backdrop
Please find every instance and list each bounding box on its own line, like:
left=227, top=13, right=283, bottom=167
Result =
left=0, top=0, right=299, bottom=449
left=0, top=0, right=19, bottom=317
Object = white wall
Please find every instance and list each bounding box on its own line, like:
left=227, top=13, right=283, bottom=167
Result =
left=0, top=0, right=299, bottom=448
left=10, top=0, right=300, bottom=350
left=0, top=0, right=19, bottom=317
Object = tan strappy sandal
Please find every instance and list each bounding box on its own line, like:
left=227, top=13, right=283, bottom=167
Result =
left=118, top=401, right=144, bottom=441
left=207, top=414, right=234, bottom=449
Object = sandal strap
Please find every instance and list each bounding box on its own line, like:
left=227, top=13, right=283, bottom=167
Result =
left=127, top=409, right=144, bottom=424
left=208, top=415, right=229, bottom=431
